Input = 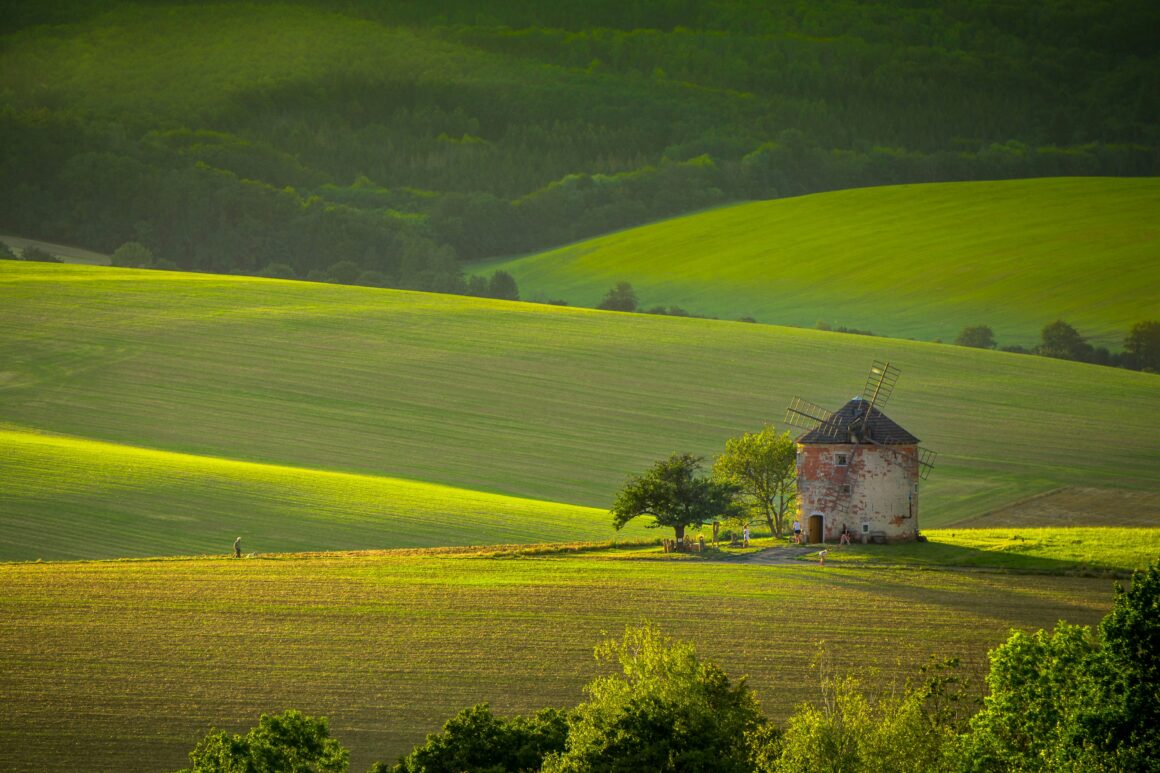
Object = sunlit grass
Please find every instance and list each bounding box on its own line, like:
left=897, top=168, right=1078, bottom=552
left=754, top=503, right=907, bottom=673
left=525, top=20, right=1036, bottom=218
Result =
left=3, top=261, right=1159, bottom=560
left=478, top=177, right=1160, bottom=348
left=0, top=428, right=656, bottom=560
left=805, top=527, right=1160, bottom=574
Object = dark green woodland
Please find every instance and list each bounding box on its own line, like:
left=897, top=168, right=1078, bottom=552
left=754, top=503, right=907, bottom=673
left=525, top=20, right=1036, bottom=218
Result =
left=2, top=0, right=1156, bottom=288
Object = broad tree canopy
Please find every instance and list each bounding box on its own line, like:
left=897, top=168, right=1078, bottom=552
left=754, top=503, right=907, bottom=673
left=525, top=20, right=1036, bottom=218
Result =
left=611, top=453, right=740, bottom=543
left=713, top=425, right=797, bottom=537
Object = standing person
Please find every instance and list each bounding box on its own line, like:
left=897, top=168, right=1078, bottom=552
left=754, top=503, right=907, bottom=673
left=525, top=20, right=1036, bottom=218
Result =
left=818, top=549, right=828, bottom=567
left=840, top=524, right=851, bottom=545
left=792, top=519, right=802, bottom=544
left=712, top=520, right=719, bottom=546
left=743, top=524, right=750, bottom=547
left=234, top=537, right=242, bottom=558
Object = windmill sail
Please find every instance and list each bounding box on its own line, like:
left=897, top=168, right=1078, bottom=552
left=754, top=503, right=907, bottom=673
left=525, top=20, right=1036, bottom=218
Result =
left=784, top=396, right=842, bottom=438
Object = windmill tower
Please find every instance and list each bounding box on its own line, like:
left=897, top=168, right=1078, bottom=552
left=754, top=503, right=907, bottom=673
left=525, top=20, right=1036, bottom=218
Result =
left=785, top=362, right=936, bottom=544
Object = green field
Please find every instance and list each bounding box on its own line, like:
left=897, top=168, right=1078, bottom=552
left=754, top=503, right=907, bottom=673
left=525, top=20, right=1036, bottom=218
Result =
left=0, top=549, right=1124, bottom=772
left=3, top=261, right=1159, bottom=558
left=477, top=177, right=1160, bottom=348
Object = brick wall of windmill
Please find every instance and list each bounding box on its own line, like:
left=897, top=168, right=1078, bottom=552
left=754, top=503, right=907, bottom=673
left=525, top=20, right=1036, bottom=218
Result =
left=796, top=443, right=921, bottom=542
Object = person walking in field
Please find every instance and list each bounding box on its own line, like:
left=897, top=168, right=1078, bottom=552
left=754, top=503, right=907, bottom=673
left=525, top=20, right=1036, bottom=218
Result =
left=792, top=519, right=802, bottom=544
left=234, top=537, right=242, bottom=558
left=743, top=524, right=750, bottom=547
left=818, top=549, right=828, bottom=567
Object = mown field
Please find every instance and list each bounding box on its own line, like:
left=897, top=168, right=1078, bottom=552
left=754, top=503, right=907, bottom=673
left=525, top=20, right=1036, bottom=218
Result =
left=476, top=177, right=1160, bottom=348
left=0, top=548, right=1127, bottom=772
left=3, top=261, right=1159, bottom=558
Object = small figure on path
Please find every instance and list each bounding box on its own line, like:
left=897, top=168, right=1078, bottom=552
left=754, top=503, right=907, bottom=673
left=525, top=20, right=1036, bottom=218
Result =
left=792, top=519, right=802, bottom=544
left=818, top=549, right=828, bottom=567
left=712, top=521, right=719, bottom=546
left=234, top=537, right=242, bottom=558
left=742, top=524, right=750, bottom=547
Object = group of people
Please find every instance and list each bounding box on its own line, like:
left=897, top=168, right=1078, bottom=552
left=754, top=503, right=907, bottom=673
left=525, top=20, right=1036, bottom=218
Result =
left=791, top=521, right=855, bottom=546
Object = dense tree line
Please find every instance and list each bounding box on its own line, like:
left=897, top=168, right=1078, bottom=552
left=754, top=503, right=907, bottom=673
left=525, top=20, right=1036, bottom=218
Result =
left=953, top=320, right=1160, bottom=373
left=2, top=0, right=1156, bottom=292
left=180, top=563, right=1160, bottom=770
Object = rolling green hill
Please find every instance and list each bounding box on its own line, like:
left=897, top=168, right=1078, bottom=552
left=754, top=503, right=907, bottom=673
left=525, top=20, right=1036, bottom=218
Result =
left=475, top=177, right=1160, bottom=348
left=0, top=429, right=649, bottom=561
left=2, top=261, right=1158, bottom=559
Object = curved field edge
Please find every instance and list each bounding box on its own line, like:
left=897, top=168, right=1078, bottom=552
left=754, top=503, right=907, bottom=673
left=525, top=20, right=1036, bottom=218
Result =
left=2, top=262, right=1159, bottom=561
left=0, top=429, right=648, bottom=560
left=476, top=177, right=1160, bottom=347
left=797, top=527, right=1160, bottom=574
left=0, top=551, right=1120, bottom=772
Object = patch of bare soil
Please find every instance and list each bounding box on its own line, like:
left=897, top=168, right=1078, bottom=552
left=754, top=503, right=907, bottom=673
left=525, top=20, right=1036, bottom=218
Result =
left=954, top=487, right=1160, bottom=528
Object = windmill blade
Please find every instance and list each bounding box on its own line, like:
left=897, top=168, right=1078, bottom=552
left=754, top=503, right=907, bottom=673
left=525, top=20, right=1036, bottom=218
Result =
left=862, top=360, right=901, bottom=413
left=918, top=447, right=938, bottom=480
left=785, top=396, right=841, bottom=437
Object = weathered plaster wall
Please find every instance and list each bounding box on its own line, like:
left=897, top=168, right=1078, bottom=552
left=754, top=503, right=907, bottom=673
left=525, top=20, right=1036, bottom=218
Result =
left=797, top=442, right=920, bottom=542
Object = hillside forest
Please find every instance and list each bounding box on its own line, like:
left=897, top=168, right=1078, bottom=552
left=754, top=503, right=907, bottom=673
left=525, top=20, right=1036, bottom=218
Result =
left=2, top=0, right=1157, bottom=293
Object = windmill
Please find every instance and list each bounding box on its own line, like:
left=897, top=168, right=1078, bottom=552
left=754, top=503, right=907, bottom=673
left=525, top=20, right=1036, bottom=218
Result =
left=785, top=360, right=936, bottom=479
left=784, top=361, right=936, bottom=543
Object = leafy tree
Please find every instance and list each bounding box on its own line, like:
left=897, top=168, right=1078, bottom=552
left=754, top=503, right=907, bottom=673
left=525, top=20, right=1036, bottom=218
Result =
left=611, top=453, right=741, bottom=545
left=379, top=703, right=568, bottom=773
left=111, top=241, right=154, bottom=268
left=258, top=262, right=297, bottom=280
left=21, top=245, right=61, bottom=263
left=596, top=282, right=638, bottom=312
left=958, top=561, right=1160, bottom=771
left=0, top=241, right=19, bottom=260
left=541, top=623, right=765, bottom=773
left=712, top=425, right=797, bottom=537
left=180, top=709, right=349, bottom=773
left=954, top=325, right=996, bottom=349
left=486, top=270, right=520, bottom=301
left=1038, top=320, right=1092, bottom=362
left=1124, top=320, right=1160, bottom=372
left=327, top=260, right=361, bottom=285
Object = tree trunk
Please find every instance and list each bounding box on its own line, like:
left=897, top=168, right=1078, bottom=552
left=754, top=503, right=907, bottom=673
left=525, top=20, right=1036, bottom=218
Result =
left=674, top=524, right=685, bottom=548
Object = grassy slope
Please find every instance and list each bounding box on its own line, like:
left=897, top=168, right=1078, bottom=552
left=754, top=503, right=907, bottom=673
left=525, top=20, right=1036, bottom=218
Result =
left=0, top=429, right=650, bottom=561
left=0, top=551, right=1122, bottom=772
left=477, top=178, right=1160, bottom=348
left=3, top=262, right=1159, bottom=559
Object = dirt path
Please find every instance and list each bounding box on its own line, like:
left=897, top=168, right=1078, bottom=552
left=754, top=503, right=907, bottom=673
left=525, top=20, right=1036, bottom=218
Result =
left=713, top=547, right=816, bottom=565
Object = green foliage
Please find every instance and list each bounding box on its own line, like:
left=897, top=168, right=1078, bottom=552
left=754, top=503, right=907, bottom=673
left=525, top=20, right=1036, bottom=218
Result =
left=111, top=241, right=154, bottom=268
left=2, top=2, right=1158, bottom=284
left=258, top=262, right=297, bottom=280
left=0, top=241, right=19, bottom=260
left=596, top=281, right=637, bottom=312
left=1124, top=320, right=1160, bottom=372
left=611, top=453, right=741, bottom=543
left=959, top=561, right=1160, bottom=772
left=180, top=709, right=348, bottom=773
left=1038, top=320, right=1092, bottom=361
left=770, top=674, right=957, bottom=773
left=486, top=270, right=519, bottom=301
left=21, top=245, right=61, bottom=263
left=712, top=426, right=797, bottom=537
left=381, top=703, right=567, bottom=773
left=542, top=622, right=765, bottom=772
left=955, top=325, right=996, bottom=349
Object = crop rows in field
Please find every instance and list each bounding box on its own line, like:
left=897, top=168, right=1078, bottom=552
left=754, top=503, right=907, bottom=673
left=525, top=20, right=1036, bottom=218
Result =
left=0, top=553, right=1117, bottom=771
left=478, top=178, right=1160, bottom=348
left=3, top=262, right=1159, bottom=560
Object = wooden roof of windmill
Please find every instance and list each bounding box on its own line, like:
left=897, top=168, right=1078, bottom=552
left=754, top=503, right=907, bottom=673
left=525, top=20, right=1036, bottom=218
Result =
left=797, top=397, right=920, bottom=445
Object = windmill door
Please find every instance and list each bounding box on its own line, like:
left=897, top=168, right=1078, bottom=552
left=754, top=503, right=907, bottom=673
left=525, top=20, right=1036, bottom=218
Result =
left=808, top=513, right=824, bottom=544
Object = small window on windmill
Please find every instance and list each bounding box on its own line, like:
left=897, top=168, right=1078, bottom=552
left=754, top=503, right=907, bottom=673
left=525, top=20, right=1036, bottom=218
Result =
left=861, top=522, right=871, bottom=534
left=841, top=484, right=852, bottom=495
left=835, top=453, right=848, bottom=467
